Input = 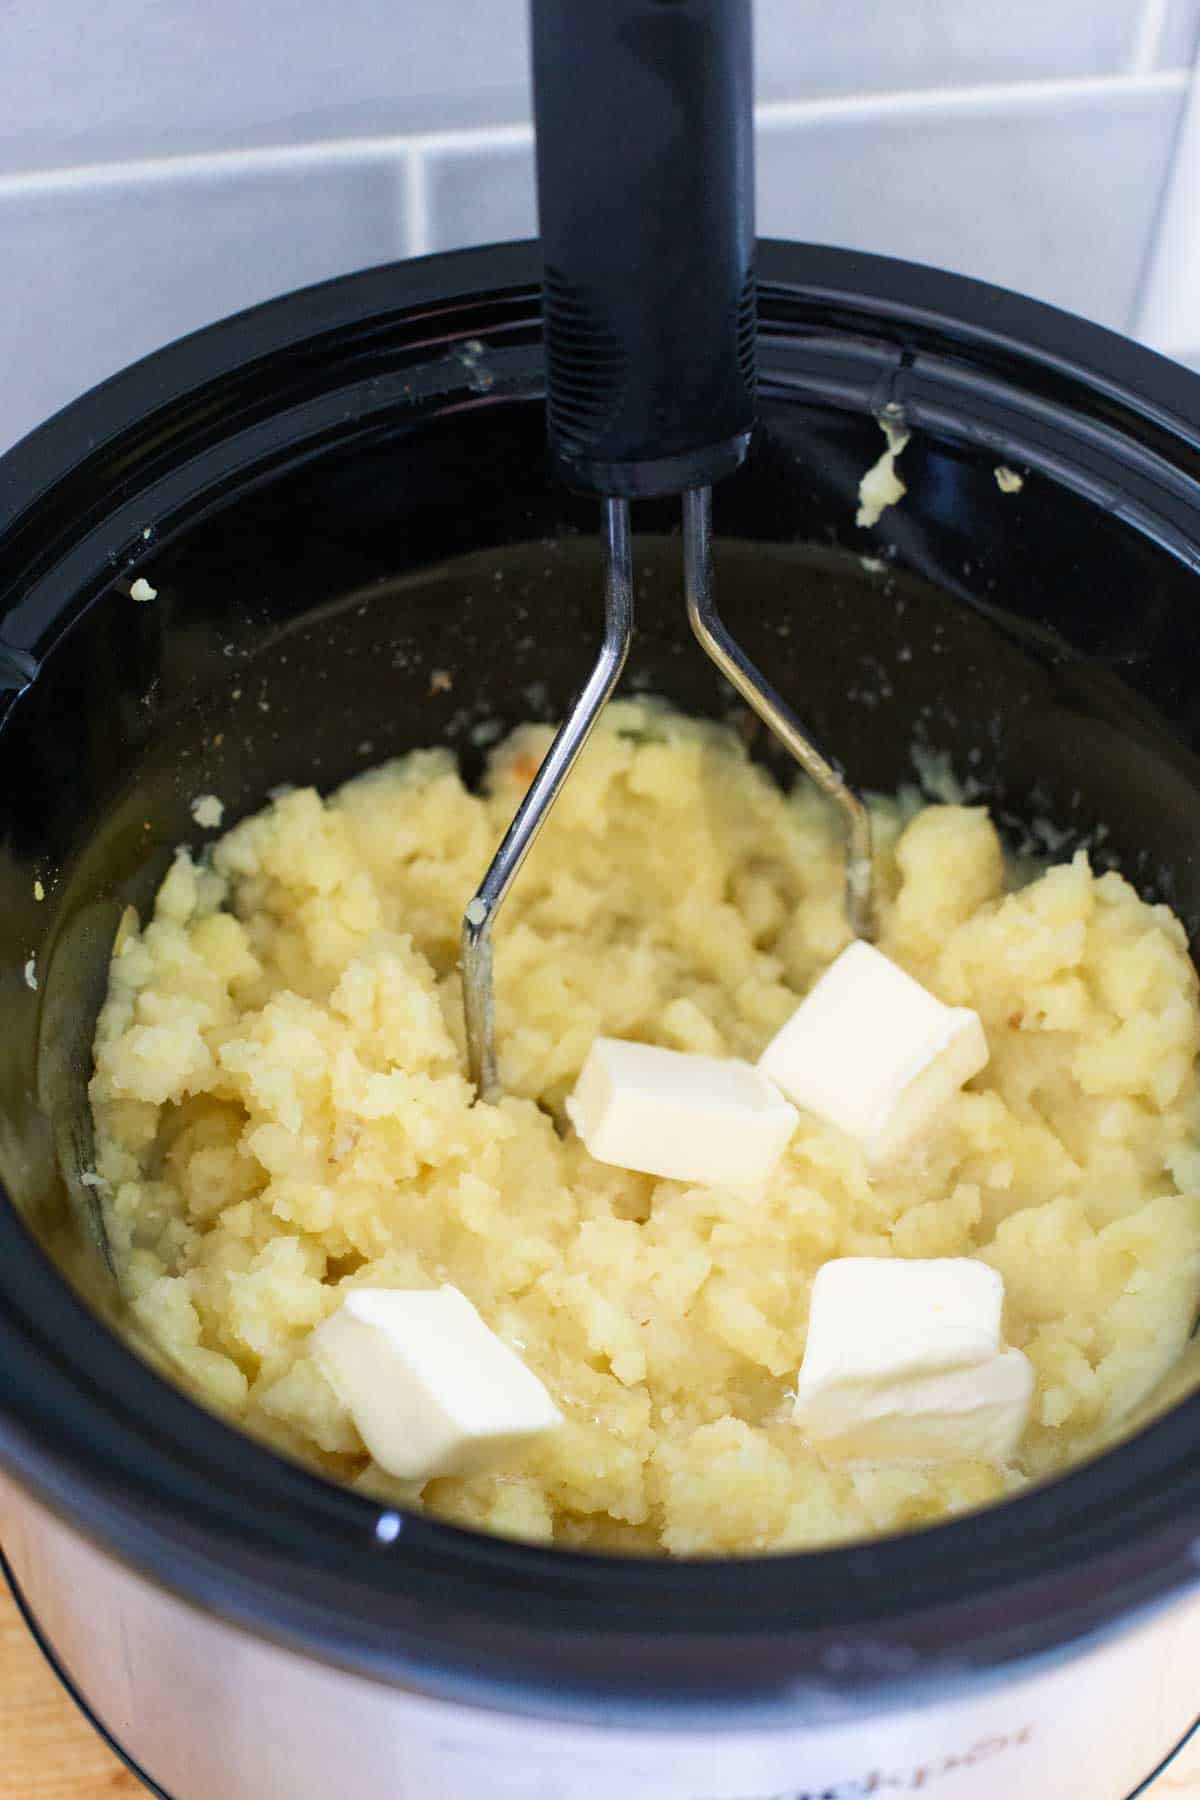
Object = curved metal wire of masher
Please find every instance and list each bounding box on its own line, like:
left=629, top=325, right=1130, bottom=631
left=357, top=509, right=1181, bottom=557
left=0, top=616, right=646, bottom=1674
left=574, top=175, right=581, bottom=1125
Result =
left=461, top=487, right=873, bottom=1100
left=462, top=497, right=634, bottom=1100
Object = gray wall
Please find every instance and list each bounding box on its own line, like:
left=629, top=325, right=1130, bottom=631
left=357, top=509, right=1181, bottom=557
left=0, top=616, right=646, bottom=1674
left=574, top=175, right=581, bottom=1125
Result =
left=2, top=0, right=1197, bottom=451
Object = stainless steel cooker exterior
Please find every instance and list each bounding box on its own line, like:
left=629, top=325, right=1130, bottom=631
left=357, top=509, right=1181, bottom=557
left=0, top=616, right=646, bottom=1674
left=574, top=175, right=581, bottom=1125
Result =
left=4, top=1476, right=1200, bottom=1800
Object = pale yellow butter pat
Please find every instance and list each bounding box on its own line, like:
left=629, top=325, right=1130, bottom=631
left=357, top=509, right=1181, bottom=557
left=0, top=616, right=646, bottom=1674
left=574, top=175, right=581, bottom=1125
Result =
left=567, top=1037, right=798, bottom=1190
left=760, top=940, right=987, bottom=1166
left=794, top=1257, right=1033, bottom=1463
left=312, top=1285, right=562, bottom=1482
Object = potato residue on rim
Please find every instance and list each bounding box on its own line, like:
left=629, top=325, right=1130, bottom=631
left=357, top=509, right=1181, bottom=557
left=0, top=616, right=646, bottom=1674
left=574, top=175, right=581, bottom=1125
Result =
left=89, top=700, right=1200, bottom=1554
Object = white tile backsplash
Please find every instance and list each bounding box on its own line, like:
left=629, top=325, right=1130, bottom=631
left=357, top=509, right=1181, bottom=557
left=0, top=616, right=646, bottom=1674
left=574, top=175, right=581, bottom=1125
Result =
left=0, top=0, right=1198, bottom=440
left=1135, top=69, right=1200, bottom=360
left=0, top=151, right=407, bottom=454
left=1158, top=0, right=1200, bottom=65
left=426, top=137, right=536, bottom=253
left=0, top=0, right=1164, bottom=177
left=422, top=80, right=1186, bottom=336
left=755, top=0, right=1145, bottom=102
left=756, top=81, right=1187, bottom=331
left=0, top=0, right=531, bottom=174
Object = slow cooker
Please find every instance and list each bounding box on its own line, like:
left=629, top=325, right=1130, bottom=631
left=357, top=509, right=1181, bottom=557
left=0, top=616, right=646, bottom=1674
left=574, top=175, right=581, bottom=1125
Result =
left=2, top=240, right=1200, bottom=1800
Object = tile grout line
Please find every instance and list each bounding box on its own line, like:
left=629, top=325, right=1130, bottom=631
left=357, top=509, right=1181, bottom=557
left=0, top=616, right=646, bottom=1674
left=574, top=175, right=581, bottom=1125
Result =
left=1131, top=0, right=1171, bottom=74
left=403, top=147, right=430, bottom=258
left=0, top=124, right=532, bottom=201
left=0, top=69, right=1190, bottom=202
left=753, top=66, right=1188, bottom=131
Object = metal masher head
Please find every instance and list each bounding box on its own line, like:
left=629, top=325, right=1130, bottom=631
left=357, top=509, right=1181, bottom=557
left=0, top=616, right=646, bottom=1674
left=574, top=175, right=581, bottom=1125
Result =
left=461, top=489, right=873, bottom=1101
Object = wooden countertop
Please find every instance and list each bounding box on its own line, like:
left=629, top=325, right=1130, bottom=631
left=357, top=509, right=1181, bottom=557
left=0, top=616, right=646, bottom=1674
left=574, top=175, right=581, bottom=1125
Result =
left=3, top=1573, right=1200, bottom=1798
left=1, top=1574, right=140, bottom=1798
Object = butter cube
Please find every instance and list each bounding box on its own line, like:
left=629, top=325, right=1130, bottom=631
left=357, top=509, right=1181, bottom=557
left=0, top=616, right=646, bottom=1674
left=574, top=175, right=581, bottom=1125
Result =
left=759, top=940, right=988, bottom=1165
left=566, top=1037, right=798, bottom=1189
left=312, top=1285, right=561, bottom=1481
left=793, top=1257, right=1033, bottom=1464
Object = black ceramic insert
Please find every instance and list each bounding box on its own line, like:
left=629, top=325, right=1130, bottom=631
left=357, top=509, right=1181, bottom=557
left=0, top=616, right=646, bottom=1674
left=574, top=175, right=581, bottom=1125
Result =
left=1, top=242, right=1199, bottom=1725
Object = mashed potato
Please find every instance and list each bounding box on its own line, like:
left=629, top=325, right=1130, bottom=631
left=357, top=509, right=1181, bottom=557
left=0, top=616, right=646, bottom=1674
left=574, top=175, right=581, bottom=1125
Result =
left=89, top=700, right=1200, bottom=1554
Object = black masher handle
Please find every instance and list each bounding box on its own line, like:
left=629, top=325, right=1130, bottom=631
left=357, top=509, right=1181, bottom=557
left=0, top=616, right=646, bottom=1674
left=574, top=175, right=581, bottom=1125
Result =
left=530, top=0, right=756, bottom=499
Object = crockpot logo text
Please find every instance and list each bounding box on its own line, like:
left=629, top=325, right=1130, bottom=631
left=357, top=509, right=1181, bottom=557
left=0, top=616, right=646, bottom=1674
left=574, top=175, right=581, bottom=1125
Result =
left=705, top=1724, right=1035, bottom=1800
